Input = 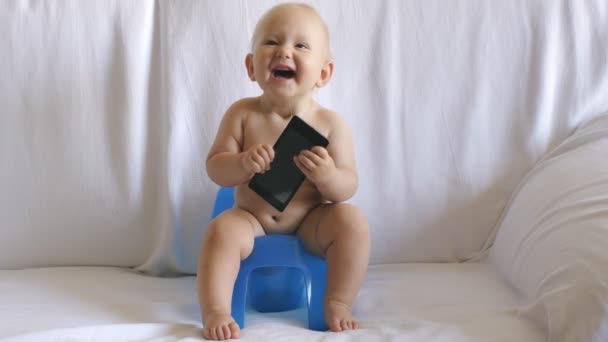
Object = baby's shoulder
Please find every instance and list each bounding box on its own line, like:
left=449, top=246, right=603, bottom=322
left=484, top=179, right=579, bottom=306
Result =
left=224, top=97, right=259, bottom=117
left=314, top=105, right=347, bottom=132
left=218, top=98, right=262, bottom=128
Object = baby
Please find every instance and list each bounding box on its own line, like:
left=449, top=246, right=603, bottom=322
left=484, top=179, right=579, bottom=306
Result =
left=197, top=3, right=370, bottom=340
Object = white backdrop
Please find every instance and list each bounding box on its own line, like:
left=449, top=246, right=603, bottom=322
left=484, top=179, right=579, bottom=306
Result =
left=1, top=1, right=607, bottom=274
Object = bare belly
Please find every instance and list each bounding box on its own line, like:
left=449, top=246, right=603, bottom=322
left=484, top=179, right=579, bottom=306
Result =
left=234, top=181, right=323, bottom=234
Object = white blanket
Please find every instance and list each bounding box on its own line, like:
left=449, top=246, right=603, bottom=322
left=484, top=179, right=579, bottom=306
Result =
left=0, top=264, right=544, bottom=341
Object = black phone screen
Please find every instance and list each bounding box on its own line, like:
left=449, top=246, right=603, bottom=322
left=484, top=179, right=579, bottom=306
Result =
left=249, top=116, right=329, bottom=212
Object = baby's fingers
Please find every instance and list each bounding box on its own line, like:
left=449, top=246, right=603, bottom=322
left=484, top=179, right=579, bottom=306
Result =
left=252, top=152, right=267, bottom=168
left=311, top=146, right=329, bottom=158
left=299, top=150, right=323, bottom=165
left=293, top=156, right=311, bottom=175
left=257, top=147, right=273, bottom=170
left=296, top=153, right=317, bottom=170
left=262, top=144, right=275, bottom=162
left=246, top=154, right=265, bottom=173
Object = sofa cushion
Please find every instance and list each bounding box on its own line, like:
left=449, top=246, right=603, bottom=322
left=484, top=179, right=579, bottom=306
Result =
left=490, top=115, right=608, bottom=342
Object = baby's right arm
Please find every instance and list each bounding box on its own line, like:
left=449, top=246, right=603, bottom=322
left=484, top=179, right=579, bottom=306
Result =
left=206, top=102, right=274, bottom=186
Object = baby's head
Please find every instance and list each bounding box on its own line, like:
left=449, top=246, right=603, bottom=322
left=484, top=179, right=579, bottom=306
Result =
left=245, top=3, right=334, bottom=97
left=250, top=3, right=331, bottom=59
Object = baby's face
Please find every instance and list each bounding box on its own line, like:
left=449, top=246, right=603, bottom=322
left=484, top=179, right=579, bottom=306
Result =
left=247, top=6, right=332, bottom=100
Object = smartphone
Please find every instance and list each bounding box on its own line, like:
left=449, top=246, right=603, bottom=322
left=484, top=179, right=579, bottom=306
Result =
left=249, top=116, right=329, bottom=212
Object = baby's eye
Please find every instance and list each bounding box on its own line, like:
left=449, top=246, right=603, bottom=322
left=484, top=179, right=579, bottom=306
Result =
left=295, top=43, right=309, bottom=49
left=264, top=40, right=278, bottom=46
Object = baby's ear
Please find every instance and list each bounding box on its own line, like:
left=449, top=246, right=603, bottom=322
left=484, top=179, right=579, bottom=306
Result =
left=315, top=60, right=334, bottom=88
left=245, top=53, right=256, bottom=81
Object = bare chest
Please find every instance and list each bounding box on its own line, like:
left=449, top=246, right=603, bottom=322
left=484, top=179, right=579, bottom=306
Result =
left=241, top=114, right=327, bottom=150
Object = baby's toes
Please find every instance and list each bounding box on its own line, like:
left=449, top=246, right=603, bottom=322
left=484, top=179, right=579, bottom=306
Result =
left=344, top=318, right=361, bottom=331
left=203, top=323, right=238, bottom=340
left=228, top=322, right=241, bottom=338
left=203, top=327, right=214, bottom=340
left=329, top=319, right=343, bottom=332
left=218, top=325, right=230, bottom=340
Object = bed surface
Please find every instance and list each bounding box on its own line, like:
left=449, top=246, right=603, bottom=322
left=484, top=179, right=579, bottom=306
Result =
left=0, top=263, right=543, bottom=341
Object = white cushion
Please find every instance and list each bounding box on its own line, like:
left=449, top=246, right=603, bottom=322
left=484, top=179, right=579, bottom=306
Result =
left=489, top=115, right=608, bottom=342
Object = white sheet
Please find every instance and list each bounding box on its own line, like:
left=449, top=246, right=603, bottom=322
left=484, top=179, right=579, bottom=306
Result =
left=1, top=1, right=607, bottom=274
left=0, top=264, right=543, bottom=341
left=489, top=114, right=608, bottom=342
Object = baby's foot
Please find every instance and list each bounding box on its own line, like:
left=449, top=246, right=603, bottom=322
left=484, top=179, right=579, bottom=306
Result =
left=202, top=312, right=240, bottom=340
left=324, top=300, right=360, bottom=332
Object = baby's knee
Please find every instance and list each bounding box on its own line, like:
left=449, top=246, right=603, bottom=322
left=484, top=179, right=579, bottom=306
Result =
left=330, top=204, right=369, bottom=238
left=204, top=214, right=256, bottom=256
left=205, top=217, right=245, bottom=244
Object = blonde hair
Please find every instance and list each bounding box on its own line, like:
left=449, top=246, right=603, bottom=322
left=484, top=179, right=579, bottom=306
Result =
left=250, top=3, right=331, bottom=58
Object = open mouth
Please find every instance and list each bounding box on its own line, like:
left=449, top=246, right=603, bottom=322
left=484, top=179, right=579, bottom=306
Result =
left=273, top=68, right=296, bottom=79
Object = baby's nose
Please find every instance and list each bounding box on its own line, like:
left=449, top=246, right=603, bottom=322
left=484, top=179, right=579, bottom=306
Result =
left=275, top=46, right=292, bottom=59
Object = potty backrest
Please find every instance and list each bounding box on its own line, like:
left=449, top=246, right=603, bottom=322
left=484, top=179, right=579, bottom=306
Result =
left=211, top=187, right=235, bottom=219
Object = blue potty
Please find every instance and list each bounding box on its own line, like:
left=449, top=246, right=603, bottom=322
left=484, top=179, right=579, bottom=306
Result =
left=211, top=187, right=328, bottom=331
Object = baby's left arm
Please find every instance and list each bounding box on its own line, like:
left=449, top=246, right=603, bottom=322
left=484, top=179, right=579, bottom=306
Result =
left=293, top=113, right=358, bottom=202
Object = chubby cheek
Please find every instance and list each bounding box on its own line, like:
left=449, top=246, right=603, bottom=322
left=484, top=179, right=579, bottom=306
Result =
left=300, top=59, right=324, bottom=79
left=251, top=55, right=269, bottom=77
left=253, top=62, right=269, bottom=80
left=300, top=67, right=322, bottom=85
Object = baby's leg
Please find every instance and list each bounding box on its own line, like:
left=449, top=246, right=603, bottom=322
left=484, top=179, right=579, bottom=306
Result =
left=297, top=203, right=370, bottom=332
left=197, top=208, right=264, bottom=340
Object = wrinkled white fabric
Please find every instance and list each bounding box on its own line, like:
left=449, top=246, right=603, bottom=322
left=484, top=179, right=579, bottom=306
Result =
left=0, top=264, right=544, bottom=341
left=490, top=115, right=608, bottom=342
left=1, top=1, right=607, bottom=275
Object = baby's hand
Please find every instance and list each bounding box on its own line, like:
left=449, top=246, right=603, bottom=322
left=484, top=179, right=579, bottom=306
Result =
left=293, top=146, right=335, bottom=185
left=242, top=144, right=274, bottom=174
